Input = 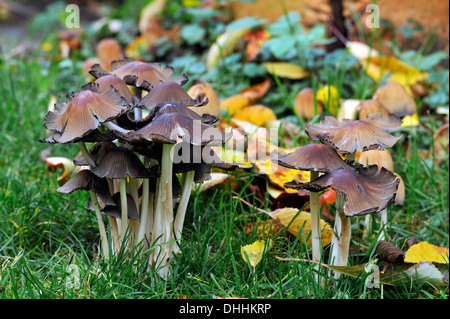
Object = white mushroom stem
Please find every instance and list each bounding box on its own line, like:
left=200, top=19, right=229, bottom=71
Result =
left=379, top=208, right=388, bottom=241
left=78, top=142, right=96, bottom=167
left=151, top=143, right=174, bottom=274
left=309, top=171, right=321, bottom=262
left=119, top=178, right=129, bottom=244
left=107, top=215, right=121, bottom=254
left=172, top=170, right=195, bottom=254
left=102, top=121, right=129, bottom=134
left=137, top=158, right=151, bottom=244
left=89, top=191, right=109, bottom=259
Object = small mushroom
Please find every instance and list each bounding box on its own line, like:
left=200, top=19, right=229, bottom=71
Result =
left=286, top=165, right=399, bottom=267
left=305, top=112, right=403, bottom=156
left=91, top=146, right=152, bottom=244
left=357, top=99, right=390, bottom=120
left=138, top=81, right=208, bottom=111
left=83, top=75, right=134, bottom=105
left=373, top=81, right=417, bottom=117
left=57, top=169, right=116, bottom=258
left=272, top=143, right=353, bottom=265
left=294, top=88, right=323, bottom=120
left=187, top=83, right=221, bottom=118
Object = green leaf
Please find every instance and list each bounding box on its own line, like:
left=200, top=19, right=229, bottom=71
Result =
left=181, top=24, right=206, bottom=45
left=263, top=35, right=296, bottom=59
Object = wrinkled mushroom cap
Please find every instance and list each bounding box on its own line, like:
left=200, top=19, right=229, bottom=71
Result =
left=83, top=75, right=134, bottom=104
left=285, top=165, right=399, bottom=216
left=90, top=59, right=188, bottom=90
left=57, top=169, right=115, bottom=206
left=102, top=192, right=139, bottom=220
left=373, top=82, right=417, bottom=117
left=305, top=113, right=402, bottom=154
left=115, top=111, right=231, bottom=146
left=139, top=81, right=208, bottom=110
left=271, top=143, right=353, bottom=172
left=91, top=146, right=151, bottom=179
left=42, top=86, right=129, bottom=144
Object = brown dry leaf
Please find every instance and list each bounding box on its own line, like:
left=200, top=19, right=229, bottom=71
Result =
left=267, top=207, right=333, bottom=247
left=262, top=62, right=309, bottom=79
left=239, top=79, right=271, bottom=104
left=375, top=240, right=405, bottom=265
left=404, top=241, right=449, bottom=264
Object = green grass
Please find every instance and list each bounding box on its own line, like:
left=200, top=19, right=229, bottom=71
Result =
left=0, top=39, right=448, bottom=301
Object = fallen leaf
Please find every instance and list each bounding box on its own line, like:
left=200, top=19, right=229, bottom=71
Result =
left=256, top=159, right=310, bottom=193
left=220, top=80, right=270, bottom=115
left=244, top=28, right=271, bottom=62
left=316, top=84, right=339, bottom=115
left=241, top=240, right=272, bottom=270
left=232, top=104, right=277, bottom=127
left=375, top=240, right=405, bottom=265
left=262, top=62, right=310, bottom=79
left=346, top=41, right=379, bottom=60
left=363, top=56, right=428, bottom=91
left=207, top=27, right=250, bottom=71
left=267, top=207, right=333, bottom=247
left=404, top=241, right=449, bottom=264
left=400, top=113, right=420, bottom=128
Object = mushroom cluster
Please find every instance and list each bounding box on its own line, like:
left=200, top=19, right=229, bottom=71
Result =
left=40, top=59, right=235, bottom=278
left=271, top=112, right=402, bottom=279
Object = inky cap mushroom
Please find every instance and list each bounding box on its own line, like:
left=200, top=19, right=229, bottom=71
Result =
left=285, top=165, right=399, bottom=217
left=271, top=143, right=354, bottom=172
left=57, top=169, right=116, bottom=206
left=305, top=113, right=402, bottom=154
left=90, top=146, right=151, bottom=179
left=373, top=82, right=417, bottom=117
left=42, top=85, right=130, bottom=144
left=139, top=81, right=208, bottom=110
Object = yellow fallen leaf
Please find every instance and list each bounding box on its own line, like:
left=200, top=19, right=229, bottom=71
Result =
left=262, top=62, right=309, bottom=79
left=241, top=240, right=271, bottom=269
left=404, top=241, right=449, bottom=264
left=316, top=84, right=339, bottom=115
left=233, top=104, right=277, bottom=127
left=220, top=80, right=270, bottom=115
left=400, top=113, right=420, bottom=128
left=256, top=159, right=309, bottom=193
left=363, top=56, right=428, bottom=92
left=267, top=207, right=333, bottom=247
left=207, top=28, right=250, bottom=71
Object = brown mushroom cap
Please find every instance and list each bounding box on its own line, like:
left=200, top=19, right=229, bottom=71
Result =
left=373, top=82, right=417, bottom=117
left=358, top=149, right=394, bottom=171
left=305, top=113, right=402, bottom=154
left=42, top=86, right=129, bottom=144
left=83, top=75, right=134, bottom=104
left=57, top=169, right=116, bottom=206
left=172, top=143, right=238, bottom=175
left=294, top=88, right=323, bottom=120
left=114, top=111, right=231, bottom=146
left=96, top=38, right=124, bottom=67
left=73, top=141, right=117, bottom=166
left=90, top=60, right=188, bottom=90
left=139, top=81, right=208, bottom=110
left=285, top=165, right=399, bottom=216
left=271, top=143, right=354, bottom=172
left=187, top=83, right=221, bottom=118
left=102, top=192, right=139, bottom=220
left=358, top=99, right=390, bottom=120
left=90, top=146, right=151, bottom=179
